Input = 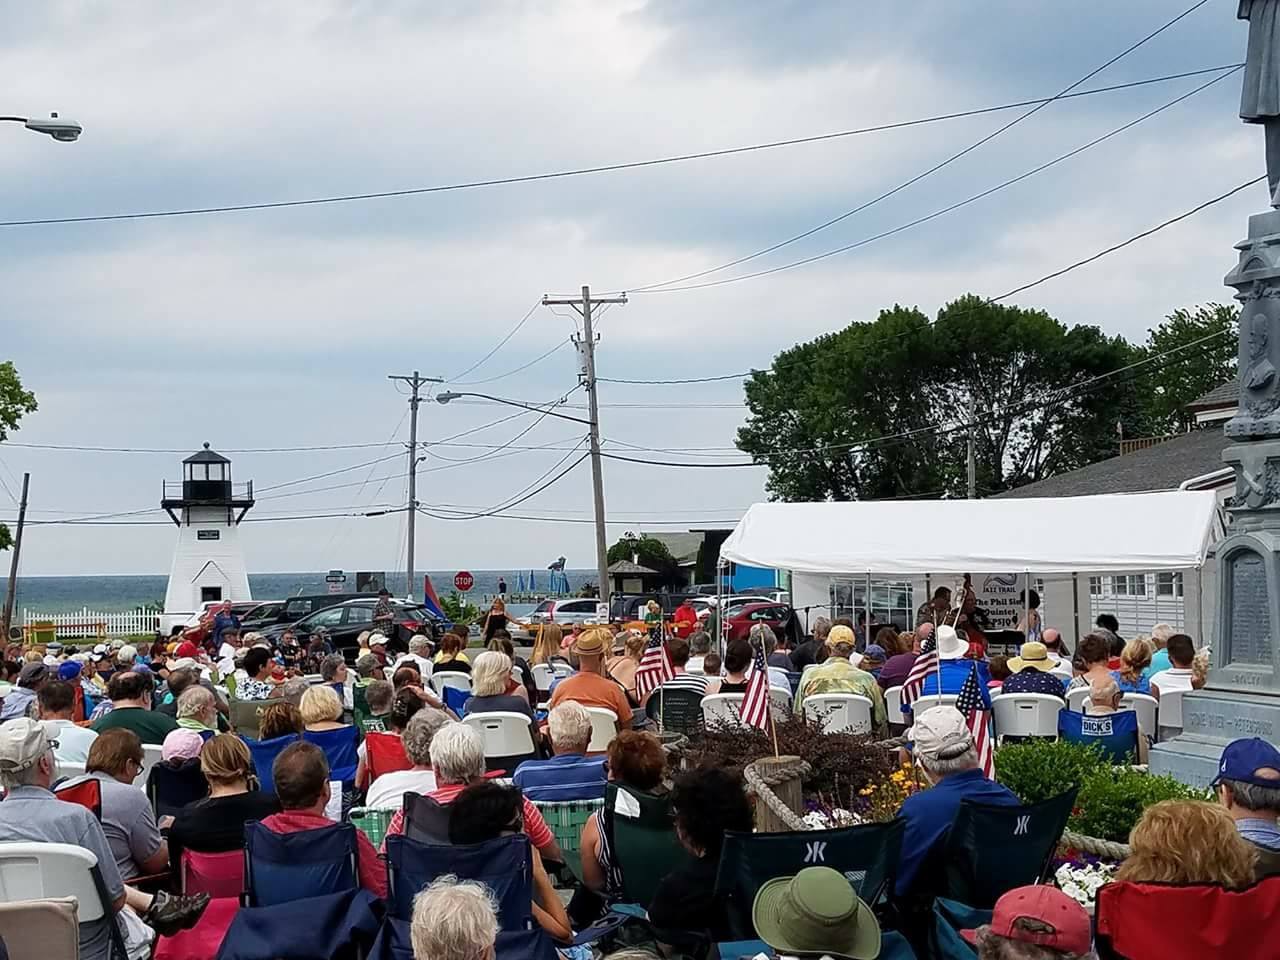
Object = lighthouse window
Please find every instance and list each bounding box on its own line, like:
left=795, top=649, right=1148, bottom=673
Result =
left=197, top=529, right=221, bottom=541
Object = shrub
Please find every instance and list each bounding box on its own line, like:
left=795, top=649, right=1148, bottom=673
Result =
left=1070, top=768, right=1206, bottom=843
left=995, top=739, right=1107, bottom=805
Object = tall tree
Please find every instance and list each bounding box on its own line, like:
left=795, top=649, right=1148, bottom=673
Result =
left=0, top=362, right=36, bottom=552
left=1137, top=303, right=1238, bottom=434
left=736, top=296, right=1141, bottom=500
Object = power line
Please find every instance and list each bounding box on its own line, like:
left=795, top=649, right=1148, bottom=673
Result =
left=600, top=174, right=1263, bottom=386
left=0, top=62, right=1235, bottom=229
left=631, top=61, right=1238, bottom=294
left=448, top=299, right=543, bottom=382
left=7, top=506, right=411, bottom=527
left=1, top=440, right=412, bottom=454
left=417, top=449, right=590, bottom=521
left=627, top=0, right=1215, bottom=294
left=451, top=339, right=571, bottom=386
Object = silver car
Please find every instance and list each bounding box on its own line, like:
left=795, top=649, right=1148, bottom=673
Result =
left=527, top=598, right=605, bottom=627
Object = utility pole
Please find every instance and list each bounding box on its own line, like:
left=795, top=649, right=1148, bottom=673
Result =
left=966, top=431, right=977, bottom=500
left=542, top=285, right=627, bottom=610
left=2, top=473, right=30, bottom=642
left=388, top=372, right=442, bottom=600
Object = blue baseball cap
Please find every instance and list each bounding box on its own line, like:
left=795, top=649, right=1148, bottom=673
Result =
left=57, top=661, right=82, bottom=682
left=1212, top=737, right=1280, bottom=788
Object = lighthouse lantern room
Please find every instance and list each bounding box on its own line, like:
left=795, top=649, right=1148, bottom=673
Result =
left=160, top=443, right=255, bottom=631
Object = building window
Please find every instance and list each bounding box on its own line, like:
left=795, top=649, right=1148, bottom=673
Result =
left=1089, top=577, right=1102, bottom=597
left=1112, top=574, right=1147, bottom=597
left=829, top=579, right=913, bottom=631
left=1156, top=572, right=1184, bottom=598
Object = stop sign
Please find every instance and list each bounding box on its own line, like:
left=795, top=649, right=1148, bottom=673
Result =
left=454, top=571, right=475, bottom=593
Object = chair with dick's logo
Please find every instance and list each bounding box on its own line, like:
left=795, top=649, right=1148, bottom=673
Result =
left=713, top=820, right=905, bottom=941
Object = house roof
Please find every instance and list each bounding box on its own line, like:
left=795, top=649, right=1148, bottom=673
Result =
left=607, top=559, right=659, bottom=576
left=994, top=427, right=1229, bottom=499
left=1187, top=379, right=1239, bottom=411
left=643, top=532, right=702, bottom=566
left=184, top=443, right=230, bottom=465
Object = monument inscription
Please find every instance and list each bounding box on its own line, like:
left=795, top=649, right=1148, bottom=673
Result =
left=1227, top=549, right=1273, bottom=665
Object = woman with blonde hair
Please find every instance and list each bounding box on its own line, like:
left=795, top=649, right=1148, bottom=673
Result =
left=166, top=733, right=280, bottom=872
left=607, top=630, right=648, bottom=700
left=462, top=651, right=535, bottom=726
left=300, top=685, right=347, bottom=732
left=1111, top=636, right=1154, bottom=695
left=529, top=624, right=563, bottom=666
left=1116, top=800, right=1257, bottom=889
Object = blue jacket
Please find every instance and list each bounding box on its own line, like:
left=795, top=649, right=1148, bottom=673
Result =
left=902, top=660, right=993, bottom=720
left=895, top=768, right=1018, bottom=897
left=513, top=753, right=607, bottom=802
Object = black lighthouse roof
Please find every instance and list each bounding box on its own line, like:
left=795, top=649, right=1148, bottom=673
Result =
left=184, top=442, right=230, bottom=465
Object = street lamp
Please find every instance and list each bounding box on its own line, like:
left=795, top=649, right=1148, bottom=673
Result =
left=435, top=390, right=610, bottom=611
left=1, top=112, right=82, bottom=142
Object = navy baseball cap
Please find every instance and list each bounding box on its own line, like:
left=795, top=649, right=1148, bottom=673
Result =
left=1212, top=737, right=1280, bottom=788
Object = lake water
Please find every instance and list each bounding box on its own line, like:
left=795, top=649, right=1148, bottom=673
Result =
left=2, top=569, right=594, bottom=616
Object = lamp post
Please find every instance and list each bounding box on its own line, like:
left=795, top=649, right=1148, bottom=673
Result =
left=1, top=113, right=82, bottom=142
left=436, top=391, right=609, bottom=607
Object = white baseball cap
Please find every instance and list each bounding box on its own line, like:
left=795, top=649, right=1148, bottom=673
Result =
left=909, top=707, right=974, bottom=762
left=369, top=634, right=388, bottom=648
left=0, top=719, right=54, bottom=774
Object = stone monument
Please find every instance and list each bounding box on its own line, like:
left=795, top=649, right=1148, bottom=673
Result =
left=1149, top=3, right=1280, bottom=786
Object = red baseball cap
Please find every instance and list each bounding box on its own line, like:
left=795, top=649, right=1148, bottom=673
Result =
left=175, top=641, right=200, bottom=659
left=961, top=886, right=1091, bottom=955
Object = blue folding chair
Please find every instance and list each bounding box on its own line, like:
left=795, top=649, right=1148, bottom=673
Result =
left=443, top=685, right=471, bottom=715
left=385, top=833, right=533, bottom=928
left=243, top=733, right=300, bottom=794
left=368, top=917, right=559, bottom=960
left=304, top=726, right=360, bottom=782
left=244, top=820, right=359, bottom=908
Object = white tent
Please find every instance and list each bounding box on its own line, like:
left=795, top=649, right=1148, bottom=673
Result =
left=719, top=490, right=1220, bottom=575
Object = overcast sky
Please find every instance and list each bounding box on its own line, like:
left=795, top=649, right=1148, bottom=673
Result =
left=0, top=0, right=1260, bottom=576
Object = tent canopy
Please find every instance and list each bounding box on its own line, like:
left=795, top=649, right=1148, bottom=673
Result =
left=719, top=491, right=1219, bottom=576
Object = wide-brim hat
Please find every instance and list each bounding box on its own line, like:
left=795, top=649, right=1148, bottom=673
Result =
left=935, top=625, right=968, bottom=660
left=1008, top=641, right=1054, bottom=673
left=753, top=867, right=880, bottom=960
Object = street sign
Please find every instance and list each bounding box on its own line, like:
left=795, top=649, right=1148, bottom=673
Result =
left=325, top=569, right=346, bottom=595
left=454, top=571, right=475, bottom=593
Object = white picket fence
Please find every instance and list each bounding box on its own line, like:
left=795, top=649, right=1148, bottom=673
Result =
left=21, top=608, right=160, bottom=640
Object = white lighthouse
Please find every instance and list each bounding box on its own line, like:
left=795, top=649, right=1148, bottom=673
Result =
left=160, top=444, right=255, bottom=631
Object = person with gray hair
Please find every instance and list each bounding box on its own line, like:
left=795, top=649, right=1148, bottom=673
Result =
left=176, top=685, right=218, bottom=735
left=395, top=634, right=435, bottom=681
left=1214, top=736, right=1280, bottom=878
left=686, top=630, right=713, bottom=675
left=512, top=700, right=606, bottom=801
left=463, top=651, right=535, bottom=734
left=380, top=721, right=563, bottom=861
left=962, top=885, right=1095, bottom=960
left=895, top=708, right=1018, bottom=900
left=790, top=616, right=831, bottom=671
left=410, top=875, right=498, bottom=960
left=365, top=707, right=451, bottom=809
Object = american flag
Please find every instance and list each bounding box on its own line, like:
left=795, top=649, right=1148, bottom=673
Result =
left=956, top=661, right=994, bottom=778
left=634, top=632, right=674, bottom=701
left=739, top=636, right=771, bottom=731
left=901, top=632, right=939, bottom=705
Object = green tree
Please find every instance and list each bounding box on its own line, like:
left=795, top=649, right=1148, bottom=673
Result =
left=439, top=590, right=481, bottom=626
left=735, top=296, right=1142, bottom=499
left=0, top=362, right=37, bottom=551
left=1137, top=303, right=1238, bottom=434
left=607, top=534, right=682, bottom=586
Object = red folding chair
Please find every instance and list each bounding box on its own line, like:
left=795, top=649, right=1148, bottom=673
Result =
left=1095, top=876, right=1280, bottom=960
left=181, top=848, right=243, bottom=899
left=365, top=731, right=411, bottom=786
left=53, top=776, right=102, bottom=820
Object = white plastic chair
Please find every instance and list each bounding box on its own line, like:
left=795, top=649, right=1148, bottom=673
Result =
left=1156, top=689, right=1185, bottom=741
left=511, top=665, right=526, bottom=686
left=991, top=693, right=1063, bottom=743
left=1066, top=687, right=1090, bottom=713
left=463, top=712, right=536, bottom=759
left=701, top=693, right=745, bottom=726
left=885, top=685, right=907, bottom=726
left=1120, top=692, right=1159, bottom=741
left=802, top=694, right=873, bottom=734
left=0, top=842, right=119, bottom=954
left=551, top=662, right=574, bottom=680
left=1049, top=661, right=1074, bottom=684
left=138, top=743, right=164, bottom=791
left=768, top=686, right=793, bottom=722
left=530, top=663, right=554, bottom=693
left=55, top=760, right=86, bottom=783
left=583, top=707, right=618, bottom=752
left=429, top=671, right=472, bottom=696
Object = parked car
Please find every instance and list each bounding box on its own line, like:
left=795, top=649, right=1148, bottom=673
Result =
left=608, top=593, right=704, bottom=623
left=240, top=593, right=369, bottom=633
left=722, top=601, right=794, bottom=643
left=528, top=598, right=605, bottom=628
left=259, top=597, right=446, bottom=655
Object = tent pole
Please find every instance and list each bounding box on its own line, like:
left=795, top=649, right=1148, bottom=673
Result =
left=1024, top=570, right=1030, bottom=639
left=865, top=570, right=872, bottom=652
left=1072, top=573, right=1080, bottom=649
left=1197, top=565, right=1204, bottom=645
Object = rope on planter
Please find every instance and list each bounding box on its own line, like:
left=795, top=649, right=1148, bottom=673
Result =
left=1060, top=829, right=1131, bottom=860
left=743, top=757, right=812, bottom=832
left=873, top=735, right=908, bottom=751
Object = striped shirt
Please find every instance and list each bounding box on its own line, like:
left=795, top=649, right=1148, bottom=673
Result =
left=658, top=673, right=709, bottom=697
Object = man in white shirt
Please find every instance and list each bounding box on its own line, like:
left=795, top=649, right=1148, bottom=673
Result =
left=363, top=708, right=446, bottom=809
left=393, top=635, right=434, bottom=681
left=1149, top=633, right=1198, bottom=697
left=36, top=680, right=98, bottom=765
left=684, top=631, right=712, bottom=676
